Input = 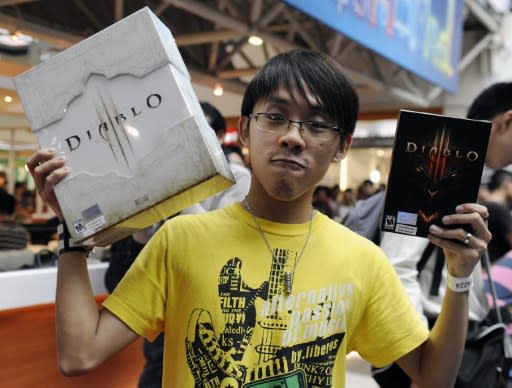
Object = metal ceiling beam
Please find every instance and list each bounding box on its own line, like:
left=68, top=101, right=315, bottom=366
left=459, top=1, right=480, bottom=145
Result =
left=329, top=34, right=343, bottom=58
left=114, top=0, right=124, bottom=21
left=175, top=29, right=239, bottom=46
left=342, top=65, right=430, bottom=107
left=283, top=9, right=320, bottom=51
left=426, top=32, right=495, bottom=102
left=465, top=0, right=499, bottom=32
left=188, top=67, right=247, bottom=95
left=256, top=2, right=287, bottom=29
left=0, top=12, right=81, bottom=48
left=217, top=67, right=259, bottom=79
left=250, top=0, right=262, bottom=24
left=167, top=0, right=297, bottom=51
left=207, top=41, right=218, bottom=71
left=155, top=2, right=170, bottom=16
left=71, top=0, right=103, bottom=30
left=218, top=38, right=247, bottom=69
left=168, top=0, right=431, bottom=106
left=0, top=0, right=38, bottom=6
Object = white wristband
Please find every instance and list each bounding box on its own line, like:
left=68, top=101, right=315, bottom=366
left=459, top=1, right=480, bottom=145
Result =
left=446, top=273, right=473, bottom=292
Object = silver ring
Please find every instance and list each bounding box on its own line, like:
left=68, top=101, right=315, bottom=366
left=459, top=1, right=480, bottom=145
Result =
left=463, top=232, right=472, bottom=245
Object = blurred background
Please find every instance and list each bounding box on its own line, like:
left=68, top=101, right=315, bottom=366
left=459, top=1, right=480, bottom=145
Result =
left=0, top=0, right=510, bottom=202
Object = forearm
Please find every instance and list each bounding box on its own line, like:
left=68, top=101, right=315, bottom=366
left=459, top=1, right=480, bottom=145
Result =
left=55, top=251, right=102, bottom=373
left=416, top=290, right=469, bottom=387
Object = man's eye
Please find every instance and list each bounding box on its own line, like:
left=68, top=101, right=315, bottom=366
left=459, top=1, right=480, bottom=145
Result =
left=307, top=121, right=330, bottom=130
left=264, top=113, right=285, bottom=121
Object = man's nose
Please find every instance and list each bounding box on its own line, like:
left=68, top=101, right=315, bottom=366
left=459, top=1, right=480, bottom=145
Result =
left=280, top=121, right=306, bottom=147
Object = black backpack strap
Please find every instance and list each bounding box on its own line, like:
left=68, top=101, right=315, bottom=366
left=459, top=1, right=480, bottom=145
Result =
left=416, top=242, right=436, bottom=275
left=416, top=242, right=445, bottom=297
left=430, top=248, right=445, bottom=296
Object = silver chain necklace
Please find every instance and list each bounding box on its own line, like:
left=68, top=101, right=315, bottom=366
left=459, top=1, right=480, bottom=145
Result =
left=243, top=197, right=314, bottom=294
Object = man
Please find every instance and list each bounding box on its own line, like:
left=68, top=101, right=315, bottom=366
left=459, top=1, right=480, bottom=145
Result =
left=0, top=170, right=7, bottom=191
left=345, top=82, right=512, bottom=387
left=0, top=190, right=29, bottom=250
left=27, top=49, right=490, bottom=388
left=480, top=169, right=512, bottom=262
left=0, top=189, right=34, bottom=271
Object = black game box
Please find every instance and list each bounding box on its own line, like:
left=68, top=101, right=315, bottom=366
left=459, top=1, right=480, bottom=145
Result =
left=381, top=110, right=491, bottom=238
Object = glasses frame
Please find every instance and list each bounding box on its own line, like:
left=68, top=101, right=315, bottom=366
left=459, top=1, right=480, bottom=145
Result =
left=249, top=112, right=343, bottom=141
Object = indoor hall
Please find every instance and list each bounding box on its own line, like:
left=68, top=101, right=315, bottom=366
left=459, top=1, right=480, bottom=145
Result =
left=1, top=1, right=510, bottom=387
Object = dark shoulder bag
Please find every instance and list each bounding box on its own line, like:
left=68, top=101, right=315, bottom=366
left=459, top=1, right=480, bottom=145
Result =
left=455, top=251, right=511, bottom=388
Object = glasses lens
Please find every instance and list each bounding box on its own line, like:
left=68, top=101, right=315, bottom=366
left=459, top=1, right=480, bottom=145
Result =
left=302, top=122, right=336, bottom=140
left=255, top=114, right=287, bottom=132
left=253, top=113, right=339, bottom=141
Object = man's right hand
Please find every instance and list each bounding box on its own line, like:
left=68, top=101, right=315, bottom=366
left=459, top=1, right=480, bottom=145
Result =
left=26, top=148, right=69, bottom=220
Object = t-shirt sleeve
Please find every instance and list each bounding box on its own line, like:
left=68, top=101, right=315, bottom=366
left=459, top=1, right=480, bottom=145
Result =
left=349, top=245, right=429, bottom=367
left=102, top=222, right=170, bottom=341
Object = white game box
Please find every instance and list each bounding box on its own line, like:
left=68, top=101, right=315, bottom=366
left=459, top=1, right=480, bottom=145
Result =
left=14, top=7, right=235, bottom=246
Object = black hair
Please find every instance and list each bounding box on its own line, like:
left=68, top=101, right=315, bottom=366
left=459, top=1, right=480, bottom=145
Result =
left=488, top=169, right=512, bottom=191
left=313, top=185, right=332, bottom=197
left=200, top=101, right=226, bottom=135
left=241, top=49, right=359, bottom=135
left=467, top=82, right=512, bottom=121
left=0, top=190, right=16, bottom=215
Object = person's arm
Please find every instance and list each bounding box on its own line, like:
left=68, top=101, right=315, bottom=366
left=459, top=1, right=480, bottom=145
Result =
left=506, top=232, right=512, bottom=251
left=27, top=149, right=139, bottom=375
left=56, top=251, right=139, bottom=374
left=380, top=231, right=428, bottom=325
left=395, top=203, right=491, bottom=387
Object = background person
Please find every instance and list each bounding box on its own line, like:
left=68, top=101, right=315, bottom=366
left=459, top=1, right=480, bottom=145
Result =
left=480, top=169, right=512, bottom=262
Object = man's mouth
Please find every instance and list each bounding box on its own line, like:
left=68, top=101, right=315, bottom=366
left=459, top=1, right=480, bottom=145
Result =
left=271, top=157, right=306, bottom=169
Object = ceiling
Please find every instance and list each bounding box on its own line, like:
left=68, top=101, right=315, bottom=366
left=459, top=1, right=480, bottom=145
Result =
left=0, top=0, right=505, bottom=148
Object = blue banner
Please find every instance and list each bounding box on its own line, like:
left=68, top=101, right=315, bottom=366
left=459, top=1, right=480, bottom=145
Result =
left=283, top=0, right=464, bottom=92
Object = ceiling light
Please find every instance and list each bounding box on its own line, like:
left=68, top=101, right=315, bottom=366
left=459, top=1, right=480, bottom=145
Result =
left=4, top=95, right=12, bottom=103
left=213, top=83, right=224, bottom=96
left=248, top=35, right=263, bottom=46
left=370, top=169, right=381, bottom=184
left=0, top=30, right=33, bottom=53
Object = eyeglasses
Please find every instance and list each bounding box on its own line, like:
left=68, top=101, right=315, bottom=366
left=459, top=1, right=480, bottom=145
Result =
left=249, top=112, right=342, bottom=141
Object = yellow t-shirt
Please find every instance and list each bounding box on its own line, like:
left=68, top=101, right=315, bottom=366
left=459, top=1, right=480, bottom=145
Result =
left=103, top=203, right=428, bottom=387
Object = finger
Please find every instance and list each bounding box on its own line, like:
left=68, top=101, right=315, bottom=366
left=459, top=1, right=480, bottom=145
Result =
left=429, top=224, right=474, bottom=246
left=455, top=203, right=489, bottom=224
left=428, top=225, right=487, bottom=256
left=441, top=212, right=491, bottom=244
left=26, top=148, right=56, bottom=173
left=33, top=158, right=68, bottom=200
left=454, top=203, right=488, bottom=215
left=44, top=165, right=69, bottom=188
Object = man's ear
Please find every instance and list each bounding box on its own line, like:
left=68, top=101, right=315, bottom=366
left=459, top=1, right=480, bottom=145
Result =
left=238, top=116, right=250, bottom=146
left=333, top=134, right=353, bottom=162
left=503, top=110, right=512, bottom=130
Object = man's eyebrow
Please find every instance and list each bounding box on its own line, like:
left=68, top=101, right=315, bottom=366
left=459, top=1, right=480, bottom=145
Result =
left=267, top=95, right=328, bottom=116
left=267, top=95, right=290, bottom=106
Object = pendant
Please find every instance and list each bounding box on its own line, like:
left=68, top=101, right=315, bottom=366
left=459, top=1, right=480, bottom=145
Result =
left=284, top=271, right=293, bottom=294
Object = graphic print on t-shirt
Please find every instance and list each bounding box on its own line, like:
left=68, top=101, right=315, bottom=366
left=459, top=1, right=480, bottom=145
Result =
left=185, top=249, right=351, bottom=387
